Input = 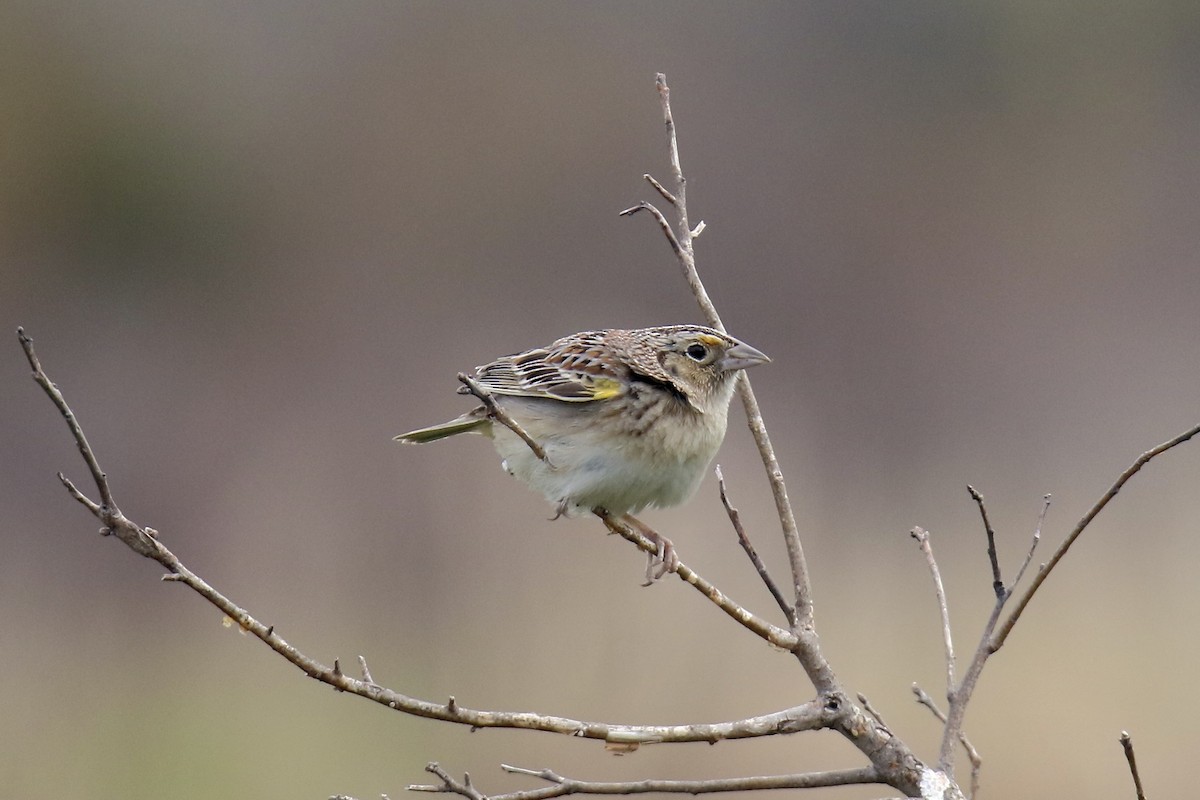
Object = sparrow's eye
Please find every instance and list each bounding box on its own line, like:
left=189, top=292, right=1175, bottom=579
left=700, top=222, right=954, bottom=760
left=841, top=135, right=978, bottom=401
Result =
left=685, top=343, right=709, bottom=361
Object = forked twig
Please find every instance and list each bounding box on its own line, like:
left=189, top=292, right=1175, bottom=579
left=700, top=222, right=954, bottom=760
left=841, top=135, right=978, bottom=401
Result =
left=991, top=422, right=1200, bottom=652
left=18, top=327, right=160, bottom=558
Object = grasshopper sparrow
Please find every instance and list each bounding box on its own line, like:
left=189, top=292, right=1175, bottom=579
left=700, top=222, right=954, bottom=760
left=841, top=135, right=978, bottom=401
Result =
left=395, top=325, right=769, bottom=577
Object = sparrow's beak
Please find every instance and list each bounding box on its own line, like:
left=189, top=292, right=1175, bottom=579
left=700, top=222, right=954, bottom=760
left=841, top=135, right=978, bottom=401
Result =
left=719, top=341, right=771, bottom=372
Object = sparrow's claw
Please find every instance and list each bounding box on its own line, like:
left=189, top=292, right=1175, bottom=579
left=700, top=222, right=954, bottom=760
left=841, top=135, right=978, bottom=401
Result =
left=622, top=514, right=678, bottom=586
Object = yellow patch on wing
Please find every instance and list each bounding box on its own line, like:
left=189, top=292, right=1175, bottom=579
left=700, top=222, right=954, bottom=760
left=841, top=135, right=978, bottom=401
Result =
left=589, top=377, right=623, bottom=400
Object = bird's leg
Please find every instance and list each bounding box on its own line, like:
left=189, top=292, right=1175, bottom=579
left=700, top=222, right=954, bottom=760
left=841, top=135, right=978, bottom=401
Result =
left=622, top=513, right=679, bottom=585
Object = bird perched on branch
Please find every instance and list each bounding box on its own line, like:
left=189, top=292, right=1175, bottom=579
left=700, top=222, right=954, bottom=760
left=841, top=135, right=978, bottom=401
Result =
left=395, top=324, right=769, bottom=579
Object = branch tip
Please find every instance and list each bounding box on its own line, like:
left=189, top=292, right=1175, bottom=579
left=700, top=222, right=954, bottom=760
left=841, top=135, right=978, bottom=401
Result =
left=911, top=529, right=956, bottom=698
left=968, top=485, right=1004, bottom=597
left=1120, top=731, right=1147, bottom=800
left=643, top=173, right=678, bottom=206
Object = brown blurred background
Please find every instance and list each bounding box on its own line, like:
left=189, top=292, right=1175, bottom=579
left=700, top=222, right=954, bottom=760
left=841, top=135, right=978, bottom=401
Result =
left=4, top=2, right=1200, bottom=798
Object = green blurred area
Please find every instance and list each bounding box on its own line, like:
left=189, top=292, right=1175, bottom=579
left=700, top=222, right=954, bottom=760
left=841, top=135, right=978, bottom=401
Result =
left=4, top=2, right=1200, bottom=798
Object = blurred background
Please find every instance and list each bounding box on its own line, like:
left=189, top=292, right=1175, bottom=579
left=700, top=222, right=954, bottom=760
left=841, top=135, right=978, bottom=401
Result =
left=4, top=2, right=1200, bottom=798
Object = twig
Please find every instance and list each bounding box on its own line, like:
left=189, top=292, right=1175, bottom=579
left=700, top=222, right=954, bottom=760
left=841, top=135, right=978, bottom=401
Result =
left=458, top=373, right=553, bottom=467
left=595, top=510, right=797, bottom=650
left=911, top=683, right=944, bottom=722
left=715, top=466, right=793, bottom=625
left=411, top=763, right=883, bottom=800
left=643, top=173, right=677, bottom=206
left=18, top=327, right=116, bottom=512
left=967, top=486, right=1004, bottom=599
left=18, top=328, right=161, bottom=559
left=413, top=764, right=486, bottom=800
left=618, top=202, right=683, bottom=260
left=1010, top=495, right=1051, bottom=593
left=912, top=685, right=982, bottom=800
left=358, top=655, right=377, bottom=685
left=910, top=528, right=955, bottom=696
left=855, top=692, right=890, bottom=732
left=735, top=379, right=809, bottom=627
left=992, top=422, right=1200, bottom=652
left=1119, top=731, right=1147, bottom=800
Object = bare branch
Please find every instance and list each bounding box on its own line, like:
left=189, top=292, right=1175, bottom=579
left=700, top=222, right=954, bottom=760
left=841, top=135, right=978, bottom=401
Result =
left=618, top=201, right=684, bottom=260
left=19, top=328, right=164, bottom=560
left=358, top=655, right=377, bottom=685
left=1010, top=495, right=1051, bottom=593
left=938, top=596, right=1004, bottom=777
left=458, top=373, right=554, bottom=467
left=910, top=528, right=955, bottom=697
left=626, top=75, right=812, bottom=630
left=18, top=327, right=116, bottom=512
left=58, top=471, right=101, bottom=515
left=912, top=685, right=982, bottom=800
left=643, top=173, right=677, bottom=206
left=595, top=510, right=798, bottom=650
left=412, top=764, right=487, bottom=800
left=855, top=692, right=891, bottom=732
left=413, top=763, right=883, bottom=800
left=716, top=466, right=793, bottom=625
left=912, top=682, right=944, bottom=723
left=1119, top=731, right=1148, bottom=800
left=992, top=422, right=1200, bottom=652
left=616, top=77, right=927, bottom=796
left=735, top=379, right=809, bottom=627
left=967, top=486, right=1004, bottom=598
